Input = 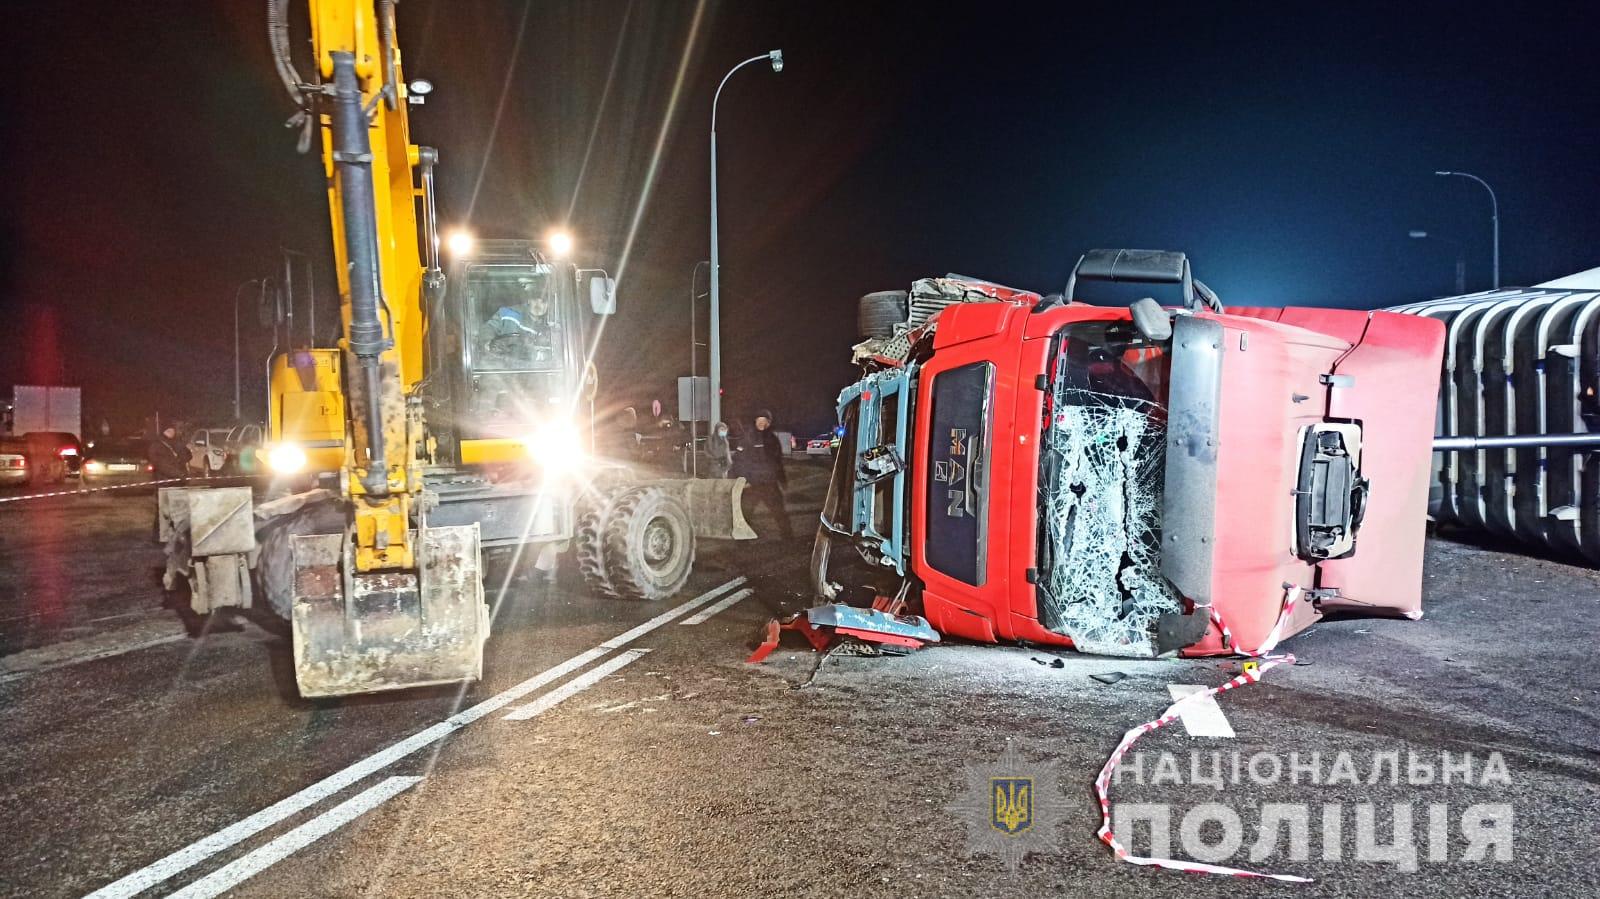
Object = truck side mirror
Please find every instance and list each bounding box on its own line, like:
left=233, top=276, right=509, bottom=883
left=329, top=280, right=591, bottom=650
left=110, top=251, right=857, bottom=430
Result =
left=1130, top=297, right=1172, bottom=341
left=588, top=274, right=616, bottom=315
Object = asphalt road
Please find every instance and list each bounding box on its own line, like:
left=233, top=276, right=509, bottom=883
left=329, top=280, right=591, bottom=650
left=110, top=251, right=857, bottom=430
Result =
left=1, top=468, right=1597, bottom=898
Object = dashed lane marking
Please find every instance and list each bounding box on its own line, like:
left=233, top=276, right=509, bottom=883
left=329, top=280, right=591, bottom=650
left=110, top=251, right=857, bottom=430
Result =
left=678, top=587, right=755, bottom=626
left=81, top=576, right=746, bottom=899
left=163, top=776, right=422, bottom=899
left=1167, top=684, right=1237, bottom=738
left=502, top=649, right=650, bottom=720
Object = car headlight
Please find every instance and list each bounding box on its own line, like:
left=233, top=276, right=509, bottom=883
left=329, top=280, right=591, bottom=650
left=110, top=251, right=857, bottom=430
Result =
left=522, top=421, right=585, bottom=476
left=266, top=443, right=308, bottom=474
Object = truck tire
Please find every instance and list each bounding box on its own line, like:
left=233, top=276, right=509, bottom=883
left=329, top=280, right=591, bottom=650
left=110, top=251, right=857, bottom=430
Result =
left=575, top=486, right=638, bottom=598
left=857, top=290, right=909, bottom=340
left=602, top=487, right=694, bottom=601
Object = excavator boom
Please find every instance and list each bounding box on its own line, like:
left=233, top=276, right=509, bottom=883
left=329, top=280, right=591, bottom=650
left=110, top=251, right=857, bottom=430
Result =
left=278, top=0, right=484, bottom=695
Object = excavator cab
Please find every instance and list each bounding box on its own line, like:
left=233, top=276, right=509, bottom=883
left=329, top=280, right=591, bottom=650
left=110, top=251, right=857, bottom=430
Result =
left=430, top=239, right=599, bottom=470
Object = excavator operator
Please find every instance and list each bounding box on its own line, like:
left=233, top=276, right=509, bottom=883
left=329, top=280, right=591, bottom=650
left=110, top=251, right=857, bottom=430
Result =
left=475, top=275, right=560, bottom=370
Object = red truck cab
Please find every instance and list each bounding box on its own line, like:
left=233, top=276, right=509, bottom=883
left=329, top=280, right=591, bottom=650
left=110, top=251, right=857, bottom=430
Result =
left=821, top=250, right=1445, bottom=658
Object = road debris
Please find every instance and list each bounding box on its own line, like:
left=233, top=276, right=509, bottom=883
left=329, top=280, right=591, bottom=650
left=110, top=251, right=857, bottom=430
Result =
left=746, top=602, right=938, bottom=664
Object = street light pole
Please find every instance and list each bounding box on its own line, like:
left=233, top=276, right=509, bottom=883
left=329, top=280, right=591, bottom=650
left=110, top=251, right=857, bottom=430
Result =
left=231, top=279, right=261, bottom=422
left=1434, top=171, right=1499, bottom=289
left=689, top=260, right=709, bottom=477
left=708, top=49, right=783, bottom=431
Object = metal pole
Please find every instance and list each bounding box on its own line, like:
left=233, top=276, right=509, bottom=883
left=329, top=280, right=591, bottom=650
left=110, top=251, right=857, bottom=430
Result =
left=709, top=125, right=722, bottom=431
left=1433, top=432, right=1600, bottom=451
left=1435, top=171, right=1500, bottom=288
left=234, top=292, right=241, bottom=422
left=689, top=260, right=708, bottom=477
left=708, top=51, right=783, bottom=433
left=231, top=279, right=260, bottom=423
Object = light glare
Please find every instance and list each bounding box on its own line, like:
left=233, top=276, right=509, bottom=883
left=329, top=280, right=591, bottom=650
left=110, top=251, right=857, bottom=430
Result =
left=547, top=230, right=574, bottom=258
left=266, top=443, right=308, bottom=474
left=446, top=229, right=475, bottom=257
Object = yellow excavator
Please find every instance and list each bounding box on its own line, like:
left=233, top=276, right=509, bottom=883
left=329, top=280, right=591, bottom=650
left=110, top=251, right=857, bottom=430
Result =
left=160, top=0, right=752, bottom=698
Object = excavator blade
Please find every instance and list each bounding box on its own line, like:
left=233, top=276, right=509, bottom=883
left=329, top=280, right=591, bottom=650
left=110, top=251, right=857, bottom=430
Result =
left=631, top=477, right=757, bottom=541
left=290, top=525, right=487, bottom=698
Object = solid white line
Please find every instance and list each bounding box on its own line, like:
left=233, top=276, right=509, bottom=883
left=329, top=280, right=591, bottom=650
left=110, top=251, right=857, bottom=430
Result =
left=163, top=776, right=422, bottom=899
left=81, top=575, right=746, bottom=899
left=678, top=587, right=755, bottom=626
left=0, top=635, right=187, bottom=686
left=1167, top=684, right=1237, bottom=738
left=502, top=649, right=650, bottom=720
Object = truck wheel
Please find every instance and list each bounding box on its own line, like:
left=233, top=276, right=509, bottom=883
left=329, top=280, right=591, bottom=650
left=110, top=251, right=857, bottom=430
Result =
left=602, top=487, right=695, bottom=601
left=857, top=290, right=909, bottom=340
left=575, top=486, right=633, bottom=598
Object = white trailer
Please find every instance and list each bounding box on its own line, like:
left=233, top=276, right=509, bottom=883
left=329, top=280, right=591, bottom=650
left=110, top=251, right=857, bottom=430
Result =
left=9, top=386, right=81, bottom=437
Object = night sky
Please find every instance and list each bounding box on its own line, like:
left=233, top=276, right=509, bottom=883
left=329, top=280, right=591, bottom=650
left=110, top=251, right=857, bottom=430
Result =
left=4, top=1, right=1600, bottom=437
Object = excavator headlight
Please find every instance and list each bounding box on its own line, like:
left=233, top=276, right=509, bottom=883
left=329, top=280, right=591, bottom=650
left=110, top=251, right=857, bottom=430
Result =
left=446, top=229, right=475, bottom=257
left=523, top=421, right=585, bottom=477
left=546, top=229, right=574, bottom=259
left=266, top=443, right=308, bottom=474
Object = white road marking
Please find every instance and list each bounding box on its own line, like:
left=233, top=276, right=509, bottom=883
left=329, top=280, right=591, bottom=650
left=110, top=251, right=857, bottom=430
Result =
left=81, top=576, right=746, bottom=899
left=503, top=649, right=650, bottom=720
left=163, top=776, right=422, bottom=899
left=599, top=576, right=745, bottom=647
left=0, top=635, right=187, bottom=686
left=1167, top=684, right=1237, bottom=738
left=678, top=587, right=755, bottom=626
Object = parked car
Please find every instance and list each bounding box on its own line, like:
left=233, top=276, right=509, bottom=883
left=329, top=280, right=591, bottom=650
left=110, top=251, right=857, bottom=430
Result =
left=0, top=446, right=28, bottom=486
left=226, top=423, right=264, bottom=473
left=188, top=428, right=233, bottom=477
left=24, top=430, right=83, bottom=476
left=805, top=431, right=841, bottom=456
left=80, top=438, right=154, bottom=485
left=0, top=434, right=69, bottom=485
left=188, top=424, right=264, bottom=476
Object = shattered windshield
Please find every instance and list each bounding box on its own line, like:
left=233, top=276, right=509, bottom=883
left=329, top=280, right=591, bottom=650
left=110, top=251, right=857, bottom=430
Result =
left=1036, top=321, right=1181, bottom=657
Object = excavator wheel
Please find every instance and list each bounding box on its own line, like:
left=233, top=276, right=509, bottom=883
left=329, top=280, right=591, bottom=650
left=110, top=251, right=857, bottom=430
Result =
left=575, top=486, right=633, bottom=598
left=602, top=487, right=695, bottom=601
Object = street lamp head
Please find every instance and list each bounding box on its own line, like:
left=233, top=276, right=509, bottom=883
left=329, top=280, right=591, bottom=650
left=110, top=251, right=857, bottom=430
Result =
left=1409, top=230, right=1428, bottom=239
left=769, top=49, right=784, bottom=72
left=1434, top=170, right=1453, bottom=177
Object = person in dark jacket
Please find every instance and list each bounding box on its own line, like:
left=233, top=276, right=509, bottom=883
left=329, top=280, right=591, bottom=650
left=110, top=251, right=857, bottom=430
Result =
left=706, top=421, right=733, bottom=479
left=147, top=426, right=188, bottom=481
left=738, top=410, right=794, bottom=540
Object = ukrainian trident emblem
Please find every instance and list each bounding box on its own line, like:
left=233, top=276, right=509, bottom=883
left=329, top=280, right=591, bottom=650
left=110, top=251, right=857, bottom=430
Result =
left=991, top=777, right=1033, bottom=835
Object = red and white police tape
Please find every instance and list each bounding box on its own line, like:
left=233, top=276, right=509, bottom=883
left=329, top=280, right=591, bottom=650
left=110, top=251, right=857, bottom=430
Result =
left=1093, top=584, right=1312, bottom=883
left=0, top=478, right=191, bottom=504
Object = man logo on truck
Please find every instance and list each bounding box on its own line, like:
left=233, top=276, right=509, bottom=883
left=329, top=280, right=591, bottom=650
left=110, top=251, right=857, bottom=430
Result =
left=934, top=427, right=972, bottom=518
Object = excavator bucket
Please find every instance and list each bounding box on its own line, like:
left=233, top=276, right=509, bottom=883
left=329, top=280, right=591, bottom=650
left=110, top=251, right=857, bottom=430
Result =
left=632, top=477, right=757, bottom=541
left=290, top=524, right=488, bottom=698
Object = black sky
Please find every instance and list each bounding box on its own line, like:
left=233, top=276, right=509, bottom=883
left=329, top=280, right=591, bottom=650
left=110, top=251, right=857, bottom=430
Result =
left=4, top=1, right=1600, bottom=435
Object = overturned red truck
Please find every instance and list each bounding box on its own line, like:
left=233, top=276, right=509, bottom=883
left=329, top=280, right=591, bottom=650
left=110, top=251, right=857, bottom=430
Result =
left=806, top=250, right=1446, bottom=658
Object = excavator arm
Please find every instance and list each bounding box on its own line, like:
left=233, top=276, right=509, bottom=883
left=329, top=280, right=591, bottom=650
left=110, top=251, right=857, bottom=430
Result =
left=270, top=0, right=485, bottom=696
left=306, top=0, right=424, bottom=569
